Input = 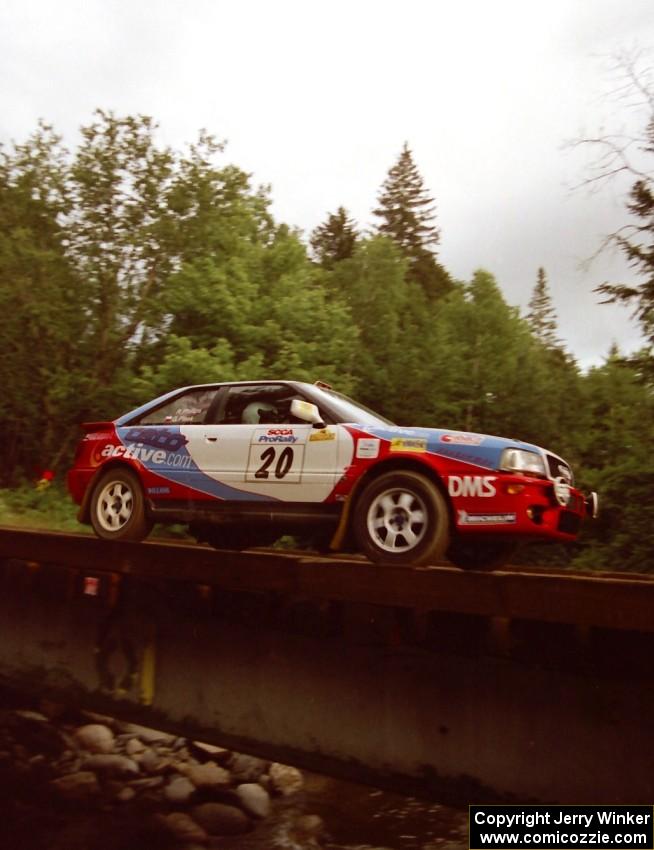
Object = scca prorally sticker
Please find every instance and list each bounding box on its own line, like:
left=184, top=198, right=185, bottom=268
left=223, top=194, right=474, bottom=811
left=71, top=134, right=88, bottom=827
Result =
left=440, top=433, right=484, bottom=446
left=255, top=428, right=299, bottom=444
left=448, top=475, right=497, bottom=498
left=390, top=437, right=427, bottom=453
left=356, top=438, right=380, bottom=459
left=457, top=510, right=516, bottom=525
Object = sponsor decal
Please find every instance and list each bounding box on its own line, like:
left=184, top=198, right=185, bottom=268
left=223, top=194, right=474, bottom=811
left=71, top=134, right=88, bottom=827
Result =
left=257, top=428, right=298, bottom=444
left=390, top=437, right=427, bottom=453
left=124, top=427, right=188, bottom=452
left=309, top=429, right=335, bottom=442
left=448, top=475, right=497, bottom=498
left=440, top=433, right=484, bottom=446
left=147, top=486, right=171, bottom=495
left=457, top=510, right=517, bottom=525
left=356, top=438, right=380, bottom=459
left=100, top=443, right=193, bottom=469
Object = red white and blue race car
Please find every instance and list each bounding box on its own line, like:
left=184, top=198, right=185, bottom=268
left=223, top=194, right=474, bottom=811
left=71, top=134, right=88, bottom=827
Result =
left=67, top=381, right=598, bottom=569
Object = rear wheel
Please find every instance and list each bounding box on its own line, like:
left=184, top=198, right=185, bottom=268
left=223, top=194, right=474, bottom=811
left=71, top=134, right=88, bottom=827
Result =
left=90, top=468, right=153, bottom=541
left=353, top=471, right=450, bottom=565
left=446, top=538, right=517, bottom=571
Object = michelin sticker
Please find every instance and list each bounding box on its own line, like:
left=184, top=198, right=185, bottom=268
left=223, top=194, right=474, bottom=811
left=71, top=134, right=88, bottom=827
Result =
left=457, top=510, right=516, bottom=525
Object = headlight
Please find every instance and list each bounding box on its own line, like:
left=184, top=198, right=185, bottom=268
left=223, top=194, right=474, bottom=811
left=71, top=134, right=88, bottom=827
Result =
left=500, top=448, right=547, bottom=477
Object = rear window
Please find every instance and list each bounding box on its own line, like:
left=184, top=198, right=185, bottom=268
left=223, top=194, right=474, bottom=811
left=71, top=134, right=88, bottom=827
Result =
left=138, top=389, right=219, bottom=425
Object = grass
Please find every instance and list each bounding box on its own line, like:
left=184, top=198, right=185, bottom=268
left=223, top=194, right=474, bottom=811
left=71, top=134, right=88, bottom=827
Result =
left=0, top=483, right=89, bottom=534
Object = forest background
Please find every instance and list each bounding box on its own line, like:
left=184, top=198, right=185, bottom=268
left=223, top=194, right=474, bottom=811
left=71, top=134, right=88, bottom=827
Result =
left=1, top=107, right=652, bottom=570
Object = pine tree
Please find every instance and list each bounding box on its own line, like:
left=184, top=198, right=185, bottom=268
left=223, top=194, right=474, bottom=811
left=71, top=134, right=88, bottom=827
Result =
left=309, top=206, right=358, bottom=268
left=373, top=143, right=451, bottom=297
left=526, top=267, right=560, bottom=348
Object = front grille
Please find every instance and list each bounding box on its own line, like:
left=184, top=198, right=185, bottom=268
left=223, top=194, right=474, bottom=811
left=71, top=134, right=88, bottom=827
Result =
left=547, top=454, right=574, bottom=485
left=558, top=511, right=582, bottom=534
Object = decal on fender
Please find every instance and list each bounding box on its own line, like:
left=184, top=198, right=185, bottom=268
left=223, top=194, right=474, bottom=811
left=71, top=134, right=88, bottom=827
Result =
left=356, top=438, right=380, bottom=459
left=390, top=437, right=427, bottom=453
left=448, top=475, right=497, bottom=498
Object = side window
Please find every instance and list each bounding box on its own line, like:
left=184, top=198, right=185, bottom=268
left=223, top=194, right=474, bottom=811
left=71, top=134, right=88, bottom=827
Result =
left=139, top=389, right=219, bottom=425
left=219, top=385, right=302, bottom=425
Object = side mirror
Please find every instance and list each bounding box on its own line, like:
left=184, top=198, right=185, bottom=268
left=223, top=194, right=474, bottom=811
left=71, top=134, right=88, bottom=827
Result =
left=290, top=399, right=325, bottom=428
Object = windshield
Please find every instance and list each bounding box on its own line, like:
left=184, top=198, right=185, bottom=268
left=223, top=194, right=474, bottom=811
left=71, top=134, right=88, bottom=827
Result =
left=310, top=386, right=395, bottom=427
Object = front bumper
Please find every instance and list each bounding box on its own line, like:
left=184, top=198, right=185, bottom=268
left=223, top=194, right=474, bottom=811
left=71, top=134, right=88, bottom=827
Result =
left=453, top=475, right=597, bottom=541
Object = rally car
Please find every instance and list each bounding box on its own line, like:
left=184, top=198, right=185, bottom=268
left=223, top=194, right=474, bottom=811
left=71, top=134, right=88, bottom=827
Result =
left=67, top=380, right=598, bottom=569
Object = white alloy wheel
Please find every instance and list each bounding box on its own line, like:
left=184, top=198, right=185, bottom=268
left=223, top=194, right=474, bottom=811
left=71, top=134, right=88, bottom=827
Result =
left=366, top=486, right=428, bottom=554
left=89, top=467, right=152, bottom=541
left=353, top=471, right=450, bottom=565
left=95, top=479, right=135, bottom=532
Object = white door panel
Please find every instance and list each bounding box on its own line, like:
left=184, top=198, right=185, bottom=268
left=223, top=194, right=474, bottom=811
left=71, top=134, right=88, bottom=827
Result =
left=185, top=424, right=353, bottom=503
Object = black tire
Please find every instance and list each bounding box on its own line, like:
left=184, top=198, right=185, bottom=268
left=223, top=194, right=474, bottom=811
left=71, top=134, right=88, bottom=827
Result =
left=446, top=537, right=517, bottom=571
left=89, top=467, right=153, bottom=542
left=352, top=471, right=450, bottom=565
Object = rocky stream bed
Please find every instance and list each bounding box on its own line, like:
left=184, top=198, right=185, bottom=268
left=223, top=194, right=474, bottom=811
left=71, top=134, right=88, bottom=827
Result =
left=0, top=691, right=468, bottom=850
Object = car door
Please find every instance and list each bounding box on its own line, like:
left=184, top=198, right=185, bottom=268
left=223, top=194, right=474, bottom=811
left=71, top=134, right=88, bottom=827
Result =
left=186, top=384, right=343, bottom=503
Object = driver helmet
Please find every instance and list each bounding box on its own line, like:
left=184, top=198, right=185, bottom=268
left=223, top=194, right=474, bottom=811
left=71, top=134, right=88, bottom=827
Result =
left=242, top=401, right=277, bottom=424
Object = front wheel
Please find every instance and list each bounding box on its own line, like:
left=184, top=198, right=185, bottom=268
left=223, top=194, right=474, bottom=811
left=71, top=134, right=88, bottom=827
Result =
left=90, top=468, right=153, bottom=541
left=446, top=538, right=517, bottom=571
left=353, top=471, right=450, bottom=565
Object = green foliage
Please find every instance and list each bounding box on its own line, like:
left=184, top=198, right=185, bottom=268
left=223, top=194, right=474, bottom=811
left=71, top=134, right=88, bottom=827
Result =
left=310, top=206, right=358, bottom=268
left=527, top=267, right=561, bottom=349
left=372, top=142, right=452, bottom=298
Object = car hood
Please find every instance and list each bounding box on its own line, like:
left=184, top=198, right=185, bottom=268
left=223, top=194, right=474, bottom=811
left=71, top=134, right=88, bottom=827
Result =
left=357, top=425, right=545, bottom=472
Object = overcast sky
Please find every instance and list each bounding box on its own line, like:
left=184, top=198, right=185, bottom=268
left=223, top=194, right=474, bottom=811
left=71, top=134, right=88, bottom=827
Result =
left=2, top=0, right=653, bottom=367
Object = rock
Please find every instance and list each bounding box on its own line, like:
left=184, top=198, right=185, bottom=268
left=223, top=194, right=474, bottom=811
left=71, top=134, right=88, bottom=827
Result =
left=191, top=741, right=231, bottom=763
left=83, top=754, right=140, bottom=777
left=50, top=771, right=101, bottom=801
left=186, top=761, right=231, bottom=789
left=137, top=747, right=163, bottom=774
left=129, top=776, right=165, bottom=790
left=229, top=753, right=267, bottom=783
left=268, top=762, right=304, bottom=796
left=74, top=724, right=115, bottom=754
left=123, top=723, right=175, bottom=745
left=292, top=814, right=326, bottom=839
left=125, top=737, right=146, bottom=756
left=164, top=775, right=196, bottom=805
left=155, top=812, right=209, bottom=844
left=192, top=802, right=251, bottom=836
left=115, top=786, right=136, bottom=803
left=235, top=783, right=271, bottom=818
left=13, top=709, right=50, bottom=724
left=7, top=710, right=67, bottom=756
